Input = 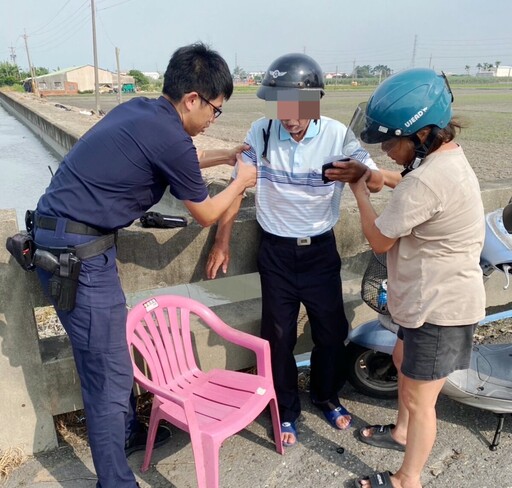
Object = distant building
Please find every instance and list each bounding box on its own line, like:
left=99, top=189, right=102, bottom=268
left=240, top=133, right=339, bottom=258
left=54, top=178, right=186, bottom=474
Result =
left=475, top=70, right=494, bottom=78
left=496, top=66, right=512, bottom=77
left=142, top=71, right=161, bottom=80
left=476, top=66, right=512, bottom=78
left=27, top=65, right=135, bottom=95
left=325, top=72, right=348, bottom=80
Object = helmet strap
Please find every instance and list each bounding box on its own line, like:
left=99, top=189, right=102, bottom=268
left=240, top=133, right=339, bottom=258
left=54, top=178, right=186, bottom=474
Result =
left=401, top=127, right=439, bottom=176
left=261, top=119, right=273, bottom=163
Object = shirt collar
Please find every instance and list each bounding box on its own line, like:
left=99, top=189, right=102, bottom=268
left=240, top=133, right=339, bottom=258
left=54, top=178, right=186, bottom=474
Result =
left=278, top=119, right=321, bottom=141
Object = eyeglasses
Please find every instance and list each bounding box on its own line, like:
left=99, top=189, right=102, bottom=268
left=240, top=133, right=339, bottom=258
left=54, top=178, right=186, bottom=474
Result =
left=198, top=94, right=222, bottom=119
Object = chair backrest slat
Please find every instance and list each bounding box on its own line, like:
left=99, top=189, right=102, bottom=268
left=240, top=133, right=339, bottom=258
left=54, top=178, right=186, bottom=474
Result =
left=131, top=319, right=168, bottom=386
left=128, top=296, right=203, bottom=390
left=168, top=306, right=200, bottom=374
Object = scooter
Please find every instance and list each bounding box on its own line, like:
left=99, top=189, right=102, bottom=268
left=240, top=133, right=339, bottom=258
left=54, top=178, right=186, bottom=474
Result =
left=346, top=199, right=512, bottom=450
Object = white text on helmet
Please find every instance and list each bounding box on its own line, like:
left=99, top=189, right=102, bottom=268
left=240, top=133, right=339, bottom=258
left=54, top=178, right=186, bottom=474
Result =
left=404, top=107, right=428, bottom=128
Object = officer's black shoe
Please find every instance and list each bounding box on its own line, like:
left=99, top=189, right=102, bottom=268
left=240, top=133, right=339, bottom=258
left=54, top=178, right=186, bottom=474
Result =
left=125, top=425, right=172, bottom=457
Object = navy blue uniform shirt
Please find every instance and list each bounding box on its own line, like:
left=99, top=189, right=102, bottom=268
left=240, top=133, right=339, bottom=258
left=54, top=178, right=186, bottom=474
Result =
left=37, top=96, right=208, bottom=231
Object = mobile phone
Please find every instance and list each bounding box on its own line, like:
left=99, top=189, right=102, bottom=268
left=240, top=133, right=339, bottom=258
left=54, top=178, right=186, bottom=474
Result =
left=322, top=158, right=350, bottom=183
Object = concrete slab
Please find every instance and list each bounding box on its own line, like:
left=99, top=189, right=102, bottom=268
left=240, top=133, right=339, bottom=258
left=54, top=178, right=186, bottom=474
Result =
left=3, top=384, right=511, bottom=488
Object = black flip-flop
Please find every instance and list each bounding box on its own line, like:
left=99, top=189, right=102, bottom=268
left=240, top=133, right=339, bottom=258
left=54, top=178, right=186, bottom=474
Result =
left=357, top=424, right=405, bottom=452
left=354, top=471, right=394, bottom=487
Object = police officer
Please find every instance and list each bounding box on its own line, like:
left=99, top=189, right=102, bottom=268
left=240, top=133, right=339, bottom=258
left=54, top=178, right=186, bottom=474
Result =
left=32, top=42, right=256, bottom=488
left=206, top=53, right=384, bottom=447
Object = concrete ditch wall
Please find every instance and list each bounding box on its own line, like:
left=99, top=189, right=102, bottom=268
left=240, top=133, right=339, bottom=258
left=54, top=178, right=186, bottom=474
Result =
left=0, top=91, right=86, bottom=158
left=1, top=90, right=511, bottom=455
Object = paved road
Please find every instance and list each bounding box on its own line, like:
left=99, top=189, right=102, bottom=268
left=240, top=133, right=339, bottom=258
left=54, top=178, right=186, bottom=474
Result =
left=4, top=383, right=512, bottom=488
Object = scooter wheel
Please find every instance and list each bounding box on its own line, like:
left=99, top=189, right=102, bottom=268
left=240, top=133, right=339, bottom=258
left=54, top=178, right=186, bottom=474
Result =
left=346, top=342, right=398, bottom=399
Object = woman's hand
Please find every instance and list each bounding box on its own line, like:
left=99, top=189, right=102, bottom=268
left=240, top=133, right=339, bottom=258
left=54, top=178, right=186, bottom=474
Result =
left=349, top=169, right=372, bottom=198
left=324, top=159, right=367, bottom=183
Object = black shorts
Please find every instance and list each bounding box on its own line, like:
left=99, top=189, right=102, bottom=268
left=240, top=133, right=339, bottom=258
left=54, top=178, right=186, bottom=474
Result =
left=397, top=322, right=477, bottom=381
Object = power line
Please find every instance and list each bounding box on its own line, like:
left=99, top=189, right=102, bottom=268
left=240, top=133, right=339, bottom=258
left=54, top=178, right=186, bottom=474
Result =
left=30, top=0, right=90, bottom=38
left=97, top=0, right=136, bottom=11
left=30, top=0, right=77, bottom=35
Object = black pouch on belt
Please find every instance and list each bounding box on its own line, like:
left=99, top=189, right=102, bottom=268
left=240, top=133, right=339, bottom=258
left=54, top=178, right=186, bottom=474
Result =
left=5, top=232, right=36, bottom=271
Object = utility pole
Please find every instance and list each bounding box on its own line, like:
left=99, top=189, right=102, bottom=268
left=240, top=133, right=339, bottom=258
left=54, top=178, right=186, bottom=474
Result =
left=91, top=0, right=101, bottom=113
left=9, top=45, right=19, bottom=79
left=9, top=45, right=17, bottom=65
left=411, top=34, right=417, bottom=68
left=115, top=47, right=122, bottom=105
left=23, top=31, right=38, bottom=95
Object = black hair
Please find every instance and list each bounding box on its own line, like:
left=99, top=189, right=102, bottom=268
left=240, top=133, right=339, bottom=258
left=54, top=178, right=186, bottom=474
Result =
left=163, top=42, right=233, bottom=102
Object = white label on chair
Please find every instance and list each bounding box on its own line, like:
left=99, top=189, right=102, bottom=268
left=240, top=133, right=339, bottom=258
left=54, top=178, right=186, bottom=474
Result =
left=143, top=298, right=159, bottom=312
left=256, top=387, right=266, bottom=395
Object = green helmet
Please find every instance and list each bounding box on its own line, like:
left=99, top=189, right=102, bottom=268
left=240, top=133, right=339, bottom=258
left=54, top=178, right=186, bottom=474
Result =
left=361, top=68, right=453, bottom=144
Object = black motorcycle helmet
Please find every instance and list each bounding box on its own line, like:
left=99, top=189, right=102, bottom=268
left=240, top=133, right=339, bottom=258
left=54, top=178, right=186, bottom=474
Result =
left=257, top=53, right=325, bottom=101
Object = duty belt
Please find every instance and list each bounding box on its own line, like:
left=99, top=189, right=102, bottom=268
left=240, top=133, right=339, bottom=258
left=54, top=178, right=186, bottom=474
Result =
left=34, top=213, right=106, bottom=236
left=33, top=213, right=116, bottom=259
left=36, top=233, right=116, bottom=260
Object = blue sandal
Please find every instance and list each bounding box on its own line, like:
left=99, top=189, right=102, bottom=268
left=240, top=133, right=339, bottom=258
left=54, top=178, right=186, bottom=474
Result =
left=322, top=405, right=353, bottom=430
left=281, top=421, right=298, bottom=447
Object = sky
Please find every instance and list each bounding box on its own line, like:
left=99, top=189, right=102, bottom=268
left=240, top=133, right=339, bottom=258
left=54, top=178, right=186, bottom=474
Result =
left=2, top=0, right=512, bottom=77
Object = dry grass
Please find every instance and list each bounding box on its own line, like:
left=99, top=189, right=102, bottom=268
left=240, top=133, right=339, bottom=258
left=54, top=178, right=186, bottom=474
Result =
left=0, top=447, right=27, bottom=480
left=54, top=411, right=89, bottom=450
left=34, top=306, right=65, bottom=339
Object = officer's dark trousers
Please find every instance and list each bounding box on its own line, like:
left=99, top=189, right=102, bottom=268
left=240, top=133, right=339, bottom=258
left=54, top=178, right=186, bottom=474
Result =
left=35, top=222, right=139, bottom=488
left=257, top=231, right=349, bottom=424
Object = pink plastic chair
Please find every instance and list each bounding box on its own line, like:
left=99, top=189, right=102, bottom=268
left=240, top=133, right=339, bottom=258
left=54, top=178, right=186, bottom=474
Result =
left=126, top=295, right=283, bottom=488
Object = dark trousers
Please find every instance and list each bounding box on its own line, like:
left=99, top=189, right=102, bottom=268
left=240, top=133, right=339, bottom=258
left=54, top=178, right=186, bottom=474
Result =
left=257, top=231, right=349, bottom=423
left=35, top=222, right=138, bottom=488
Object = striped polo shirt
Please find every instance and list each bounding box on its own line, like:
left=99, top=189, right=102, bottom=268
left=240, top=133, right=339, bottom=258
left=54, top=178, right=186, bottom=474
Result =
left=241, top=116, right=377, bottom=238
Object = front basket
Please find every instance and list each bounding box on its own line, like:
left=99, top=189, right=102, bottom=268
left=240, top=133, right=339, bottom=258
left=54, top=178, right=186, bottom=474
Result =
left=361, top=252, right=389, bottom=315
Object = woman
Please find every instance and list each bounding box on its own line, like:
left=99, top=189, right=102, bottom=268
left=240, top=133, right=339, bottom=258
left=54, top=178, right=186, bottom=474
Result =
left=348, top=68, right=485, bottom=488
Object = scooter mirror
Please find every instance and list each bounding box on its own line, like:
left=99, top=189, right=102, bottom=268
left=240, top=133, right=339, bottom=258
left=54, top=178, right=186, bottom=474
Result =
left=503, top=201, right=512, bottom=233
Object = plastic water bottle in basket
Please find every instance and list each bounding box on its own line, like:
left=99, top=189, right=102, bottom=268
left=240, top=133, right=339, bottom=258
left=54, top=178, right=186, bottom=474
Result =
left=377, top=279, right=388, bottom=313
left=361, top=252, right=389, bottom=315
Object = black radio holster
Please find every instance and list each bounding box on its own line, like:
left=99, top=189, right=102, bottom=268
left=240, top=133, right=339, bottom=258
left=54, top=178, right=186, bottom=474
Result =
left=5, top=231, right=36, bottom=271
left=5, top=210, right=37, bottom=271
